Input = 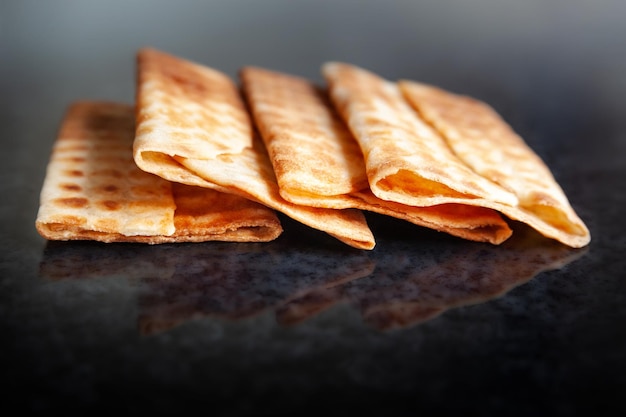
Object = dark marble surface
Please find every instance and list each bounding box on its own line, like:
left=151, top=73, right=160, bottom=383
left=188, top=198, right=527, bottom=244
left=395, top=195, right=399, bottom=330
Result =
left=2, top=1, right=626, bottom=415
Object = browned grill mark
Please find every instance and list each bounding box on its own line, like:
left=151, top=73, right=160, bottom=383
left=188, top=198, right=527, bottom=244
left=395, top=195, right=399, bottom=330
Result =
left=104, top=184, right=120, bottom=192
left=129, top=199, right=172, bottom=209
left=55, top=156, right=87, bottom=163
left=60, top=183, right=82, bottom=192
left=48, top=215, right=86, bottom=228
left=99, top=200, right=121, bottom=210
left=54, top=197, right=88, bottom=208
left=99, top=184, right=119, bottom=193
left=168, top=72, right=209, bottom=98
left=64, top=169, right=84, bottom=177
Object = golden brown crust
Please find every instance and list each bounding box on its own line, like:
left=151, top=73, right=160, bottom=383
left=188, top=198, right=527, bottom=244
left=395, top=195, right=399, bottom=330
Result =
left=132, top=50, right=375, bottom=249
left=170, top=183, right=282, bottom=242
left=135, top=48, right=253, bottom=158
left=36, top=102, right=177, bottom=240
left=177, top=136, right=376, bottom=249
left=240, top=66, right=370, bottom=197
left=322, top=62, right=589, bottom=248
left=240, top=66, right=511, bottom=244
left=399, top=80, right=590, bottom=248
left=38, top=53, right=588, bottom=249
left=35, top=101, right=283, bottom=244
left=322, top=62, right=519, bottom=208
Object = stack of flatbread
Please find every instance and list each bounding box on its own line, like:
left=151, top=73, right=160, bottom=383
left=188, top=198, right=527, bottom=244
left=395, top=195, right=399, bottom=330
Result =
left=36, top=48, right=590, bottom=249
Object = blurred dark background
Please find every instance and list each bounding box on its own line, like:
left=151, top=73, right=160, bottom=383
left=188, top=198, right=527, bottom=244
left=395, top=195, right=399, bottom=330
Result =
left=4, top=0, right=625, bottom=99
left=2, top=1, right=626, bottom=414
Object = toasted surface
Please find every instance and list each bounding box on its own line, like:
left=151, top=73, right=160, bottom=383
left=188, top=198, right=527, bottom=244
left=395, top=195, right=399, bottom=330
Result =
left=241, top=66, right=511, bottom=244
left=240, top=66, right=369, bottom=198
left=36, top=101, right=282, bottom=244
left=36, top=102, right=177, bottom=241
left=169, top=182, right=283, bottom=243
left=134, top=48, right=253, bottom=177
left=322, top=62, right=519, bottom=208
left=178, top=136, right=376, bottom=250
left=353, top=191, right=512, bottom=244
left=323, top=62, right=589, bottom=248
left=399, top=80, right=590, bottom=248
left=133, top=50, right=375, bottom=249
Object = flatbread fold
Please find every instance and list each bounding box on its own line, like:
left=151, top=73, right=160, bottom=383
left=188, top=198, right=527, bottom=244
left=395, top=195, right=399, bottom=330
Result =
left=35, top=101, right=283, bottom=243
left=133, top=48, right=375, bottom=249
left=398, top=80, right=590, bottom=248
left=322, top=62, right=519, bottom=208
left=240, top=66, right=513, bottom=244
left=323, top=62, right=590, bottom=248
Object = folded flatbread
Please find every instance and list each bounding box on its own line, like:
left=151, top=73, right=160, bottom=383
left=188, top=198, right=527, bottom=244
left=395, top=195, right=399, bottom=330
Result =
left=240, top=66, right=512, bottom=244
left=35, top=101, right=283, bottom=243
left=398, top=80, right=590, bottom=248
left=133, top=48, right=375, bottom=249
left=323, top=62, right=590, bottom=248
left=322, top=62, right=519, bottom=208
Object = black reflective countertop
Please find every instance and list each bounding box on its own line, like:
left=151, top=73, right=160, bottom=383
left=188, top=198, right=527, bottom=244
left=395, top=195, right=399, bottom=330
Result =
left=2, top=1, right=625, bottom=415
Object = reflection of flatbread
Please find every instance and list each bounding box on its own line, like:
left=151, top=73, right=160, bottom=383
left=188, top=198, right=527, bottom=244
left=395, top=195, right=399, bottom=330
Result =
left=399, top=80, right=590, bottom=248
left=241, top=66, right=512, bottom=244
left=35, top=101, right=282, bottom=243
left=134, top=237, right=375, bottom=334
left=323, top=62, right=590, bottom=248
left=134, top=49, right=375, bottom=249
left=359, top=223, right=588, bottom=330
left=277, top=222, right=586, bottom=330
